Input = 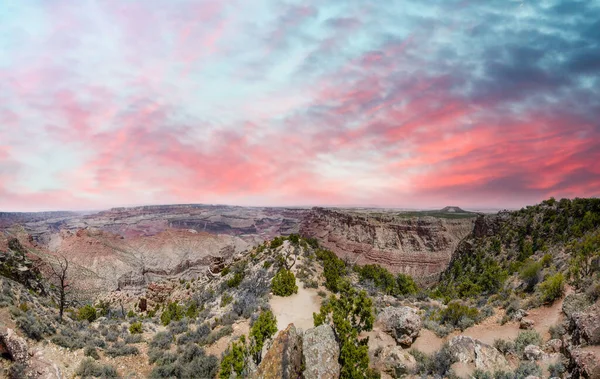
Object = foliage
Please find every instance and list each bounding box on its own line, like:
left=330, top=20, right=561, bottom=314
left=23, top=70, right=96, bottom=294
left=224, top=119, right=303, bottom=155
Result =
left=519, top=260, right=543, bottom=292
left=150, top=344, right=218, bottom=379
left=226, top=272, right=245, bottom=288
left=150, top=331, right=173, bottom=350
left=569, top=230, right=600, bottom=283
left=314, top=281, right=374, bottom=378
left=539, top=273, right=565, bottom=303
left=76, top=358, right=118, bottom=378
left=315, top=249, right=346, bottom=292
left=271, top=269, right=298, bottom=296
left=161, top=302, right=184, bottom=326
left=16, top=312, right=54, bottom=341
left=129, top=321, right=143, bottom=334
left=220, top=293, right=233, bottom=307
left=514, top=330, right=542, bottom=354
left=270, top=237, right=285, bottom=249
left=410, top=345, right=457, bottom=377
left=249, top=309, right=278, bottom=364
left=515, top=362, right=542, bottom=378
left=77, top=305, right=98, bottom=322
left=436, top=302, right=479, bottom=329
left=84, top=346, right=100, bottom=360
left=354, top=264, right=418, bottom=296
left=493, top=339, right=515, bottom=355
left=105, top=341, right=139, bottom=357
left=220, top=336, right=248, bottom=379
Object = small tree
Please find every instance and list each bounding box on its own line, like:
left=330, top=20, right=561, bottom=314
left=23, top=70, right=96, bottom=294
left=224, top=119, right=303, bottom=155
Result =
left=539, top=273, right=565, bottom=304
left=249, top=310, right=277, bottom=365
left=271, top=269, right=298, bottom=296
left=48, top=255, right=71, bottom=322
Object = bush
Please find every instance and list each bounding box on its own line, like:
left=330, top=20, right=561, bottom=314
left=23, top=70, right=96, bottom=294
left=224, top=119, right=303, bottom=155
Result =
left=520, top=261, right=542, bottom=292
left=51, top=329, right=85, bottom=350
left=161, top=302, right=184, bottom=326
left=129, top=321, right=143, bottom=334
left=150, top=332, right=173, bottom=350
left=271, top=269, right=298, bottom=296
left=539, top=273, right=565, bottom=303
left=220, top=293, right=233, bottom=307
left=226, top=272, right=244, bottom=288
left=514, top=330, right=542, bottom=354
left=76, top=358, right=118, bottom=378
left=315, top=249, right=346, bottom=292
left=515, top=361, right=542, bottom=378
left=8, top=363, right=27, bottom=379
left=548, top=362, right=566, bottom=377
left=105, top=341, right=139, bottom=357
left=354, top=264, right=418, bottom=296
left=84, top=346, right=100, bottom=360
left=220, top=336, right=248, bottom=378
left=438, top=302, right=479, bottom=328
left=16, top=312, right=53, bottom=341
left=249, top=310, right=278, bottom=364
left=168, top=320, right=189, bottom=335
left=493, top=339, right=515, bottom=355
left=410, top=344, right=457, bottom=377
left=124, top=334, right=143, bottom=344
left=77, top=305, right=98, bottom=322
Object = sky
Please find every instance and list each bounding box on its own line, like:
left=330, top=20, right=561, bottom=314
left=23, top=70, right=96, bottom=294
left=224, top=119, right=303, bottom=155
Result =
left=0, top=0, right=599, bottom=211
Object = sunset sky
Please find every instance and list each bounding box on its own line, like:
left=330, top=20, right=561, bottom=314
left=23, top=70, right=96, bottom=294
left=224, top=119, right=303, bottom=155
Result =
left=1, top=0, right=599, bottom=211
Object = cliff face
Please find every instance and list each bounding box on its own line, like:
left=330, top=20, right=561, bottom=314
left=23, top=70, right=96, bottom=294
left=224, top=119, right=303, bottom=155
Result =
left=300, top=208, right=476, bottom=279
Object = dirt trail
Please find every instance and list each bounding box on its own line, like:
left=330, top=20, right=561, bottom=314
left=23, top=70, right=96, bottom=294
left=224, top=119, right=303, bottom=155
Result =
left=269, top=281, right=322, bottom=332
left=412, top=288, right=572, bottom=354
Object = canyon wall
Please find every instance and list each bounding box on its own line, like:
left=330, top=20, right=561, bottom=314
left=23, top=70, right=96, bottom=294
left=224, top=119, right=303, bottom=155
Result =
left=300, top=208, right=476, bottom=279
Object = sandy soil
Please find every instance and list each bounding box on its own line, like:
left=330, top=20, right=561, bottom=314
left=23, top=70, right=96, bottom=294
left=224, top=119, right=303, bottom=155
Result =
left=269, top=281, right=322, bottom=333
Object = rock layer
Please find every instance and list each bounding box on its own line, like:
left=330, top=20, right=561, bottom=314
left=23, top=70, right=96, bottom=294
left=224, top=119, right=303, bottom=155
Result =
left=300, top=208, right=474, bottom=277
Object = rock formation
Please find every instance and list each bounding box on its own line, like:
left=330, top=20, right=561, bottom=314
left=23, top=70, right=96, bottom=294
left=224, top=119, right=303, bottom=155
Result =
left=302, top=324, right=340, bottom=379
left=300, top=208, right=474, bottom=278
left=376, top=306, right=422, bottom=347
left=448, top=335, right=509, bottom=372
left=254, top=324, right=303, bottom=379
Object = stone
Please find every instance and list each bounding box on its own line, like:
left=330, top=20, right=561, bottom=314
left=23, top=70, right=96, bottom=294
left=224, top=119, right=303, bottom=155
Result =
left=570, top=302, right=600, bottom=346
left=543, top=339, right=563, bottom=354
left=371, top=345, right=417, bottom=376
left=254, top=324, right=303, bottom=379
left=520, top=318, right=535, bottom=330
left=523, top=344, right=544, bottom=361
left=302, top=325, right=340, bottom=379
left=514, top=309, right=528, bottom=321
left=0, top=327, right=29, bottom=364
left=448, top=335, right=509, bottom=372
left=376, top=306, right=422, bottom=347
left=567, top=346, right=600, bottom=379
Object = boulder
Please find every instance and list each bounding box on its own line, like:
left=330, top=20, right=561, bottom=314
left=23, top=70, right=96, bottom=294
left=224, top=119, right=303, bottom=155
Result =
left=523, top=344, right=544, bottom=361
left=448, top=336, right=509, bottom=372
left=544, top=339, right=563, bottom=354
left=376, top=306, right=422, bottom=347
left=254, top=324, right=303, bottom=379
left=570, top=302, right=600, bottom=346
left=567, top=346, right=600, bottom=379
left=514, top=309, right=528, bottom=321
left=371, top=345, right=417, bottom=376
left=302, top=325, right=340, bottom=379
left=520, top=318, right=535, bottom=330
left=0, top=327, right=29, bottom=363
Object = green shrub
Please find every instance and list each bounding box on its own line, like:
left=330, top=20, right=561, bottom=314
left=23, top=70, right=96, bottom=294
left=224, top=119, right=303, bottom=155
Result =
left=493, top=339, right=514, bottom=355
left=129, top=321, right=143, bottom=334
left=161, top=302, right=184, bottom=326
left=150, top=332, right=173, bottom=350
left=315, top=249, right=346, bottom=292
left=76, top=358, right=118, bottom=378
left=220, top=336, right=248, bottom=378
left=270, top=237, right=285, bottom=249
left=410, top=345, right=457, bottom=377
left=220, top=266, right=231, bottom=276
left=539, top=273, right=565, bottom=303
left=519, top=261, right=542, bottom=292
left=226, top=272, right=244, bottom=288
left=127, top=310, right=136, bottom=318
left=515, top=361, right=542, bottom=378
left=314, top=281, right=374, bottom=377
left=271, top=269, right=298, bottom=296
left=220, top=293, right=233, bottom=307
left=437, top=302, right=479, bottom=328
left=77, top=305, right=97, bottom=322
left=249, top=310, right=277, bottom=364
left=514, top=330, right=542, bottom=354
left=354, top=264, right=418, bottom=296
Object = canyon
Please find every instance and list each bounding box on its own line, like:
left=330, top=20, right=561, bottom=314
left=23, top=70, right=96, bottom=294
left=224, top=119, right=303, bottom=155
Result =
left=0, top=204, right=478, bottom=289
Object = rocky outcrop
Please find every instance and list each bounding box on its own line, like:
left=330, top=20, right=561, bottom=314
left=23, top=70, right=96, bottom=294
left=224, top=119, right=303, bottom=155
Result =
left=570, top=302, right=600, bottom=346
left=448, top=336, right=509, bottom=372
left=376, top=306, right=422, bottom=347
left=300, top=208, right=474, bottom=277
left=523, top=344, right=544, bottom=361
left=567, top=346, right=600, bottom=379
left=254, top=324, right=303, bottom=379
left=303, top=325, right=340, bottom=379
left=520, top=318, right=535, bottom=330
left=0, top=327, right=29, bottom=363
left=371, top=345, right=416, bottom=376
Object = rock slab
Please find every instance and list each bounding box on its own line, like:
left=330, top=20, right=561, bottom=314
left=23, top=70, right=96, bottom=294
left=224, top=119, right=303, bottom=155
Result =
left=302, top=325, right=340, bottom=379
left=376, top=306, right=422, bottom=347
